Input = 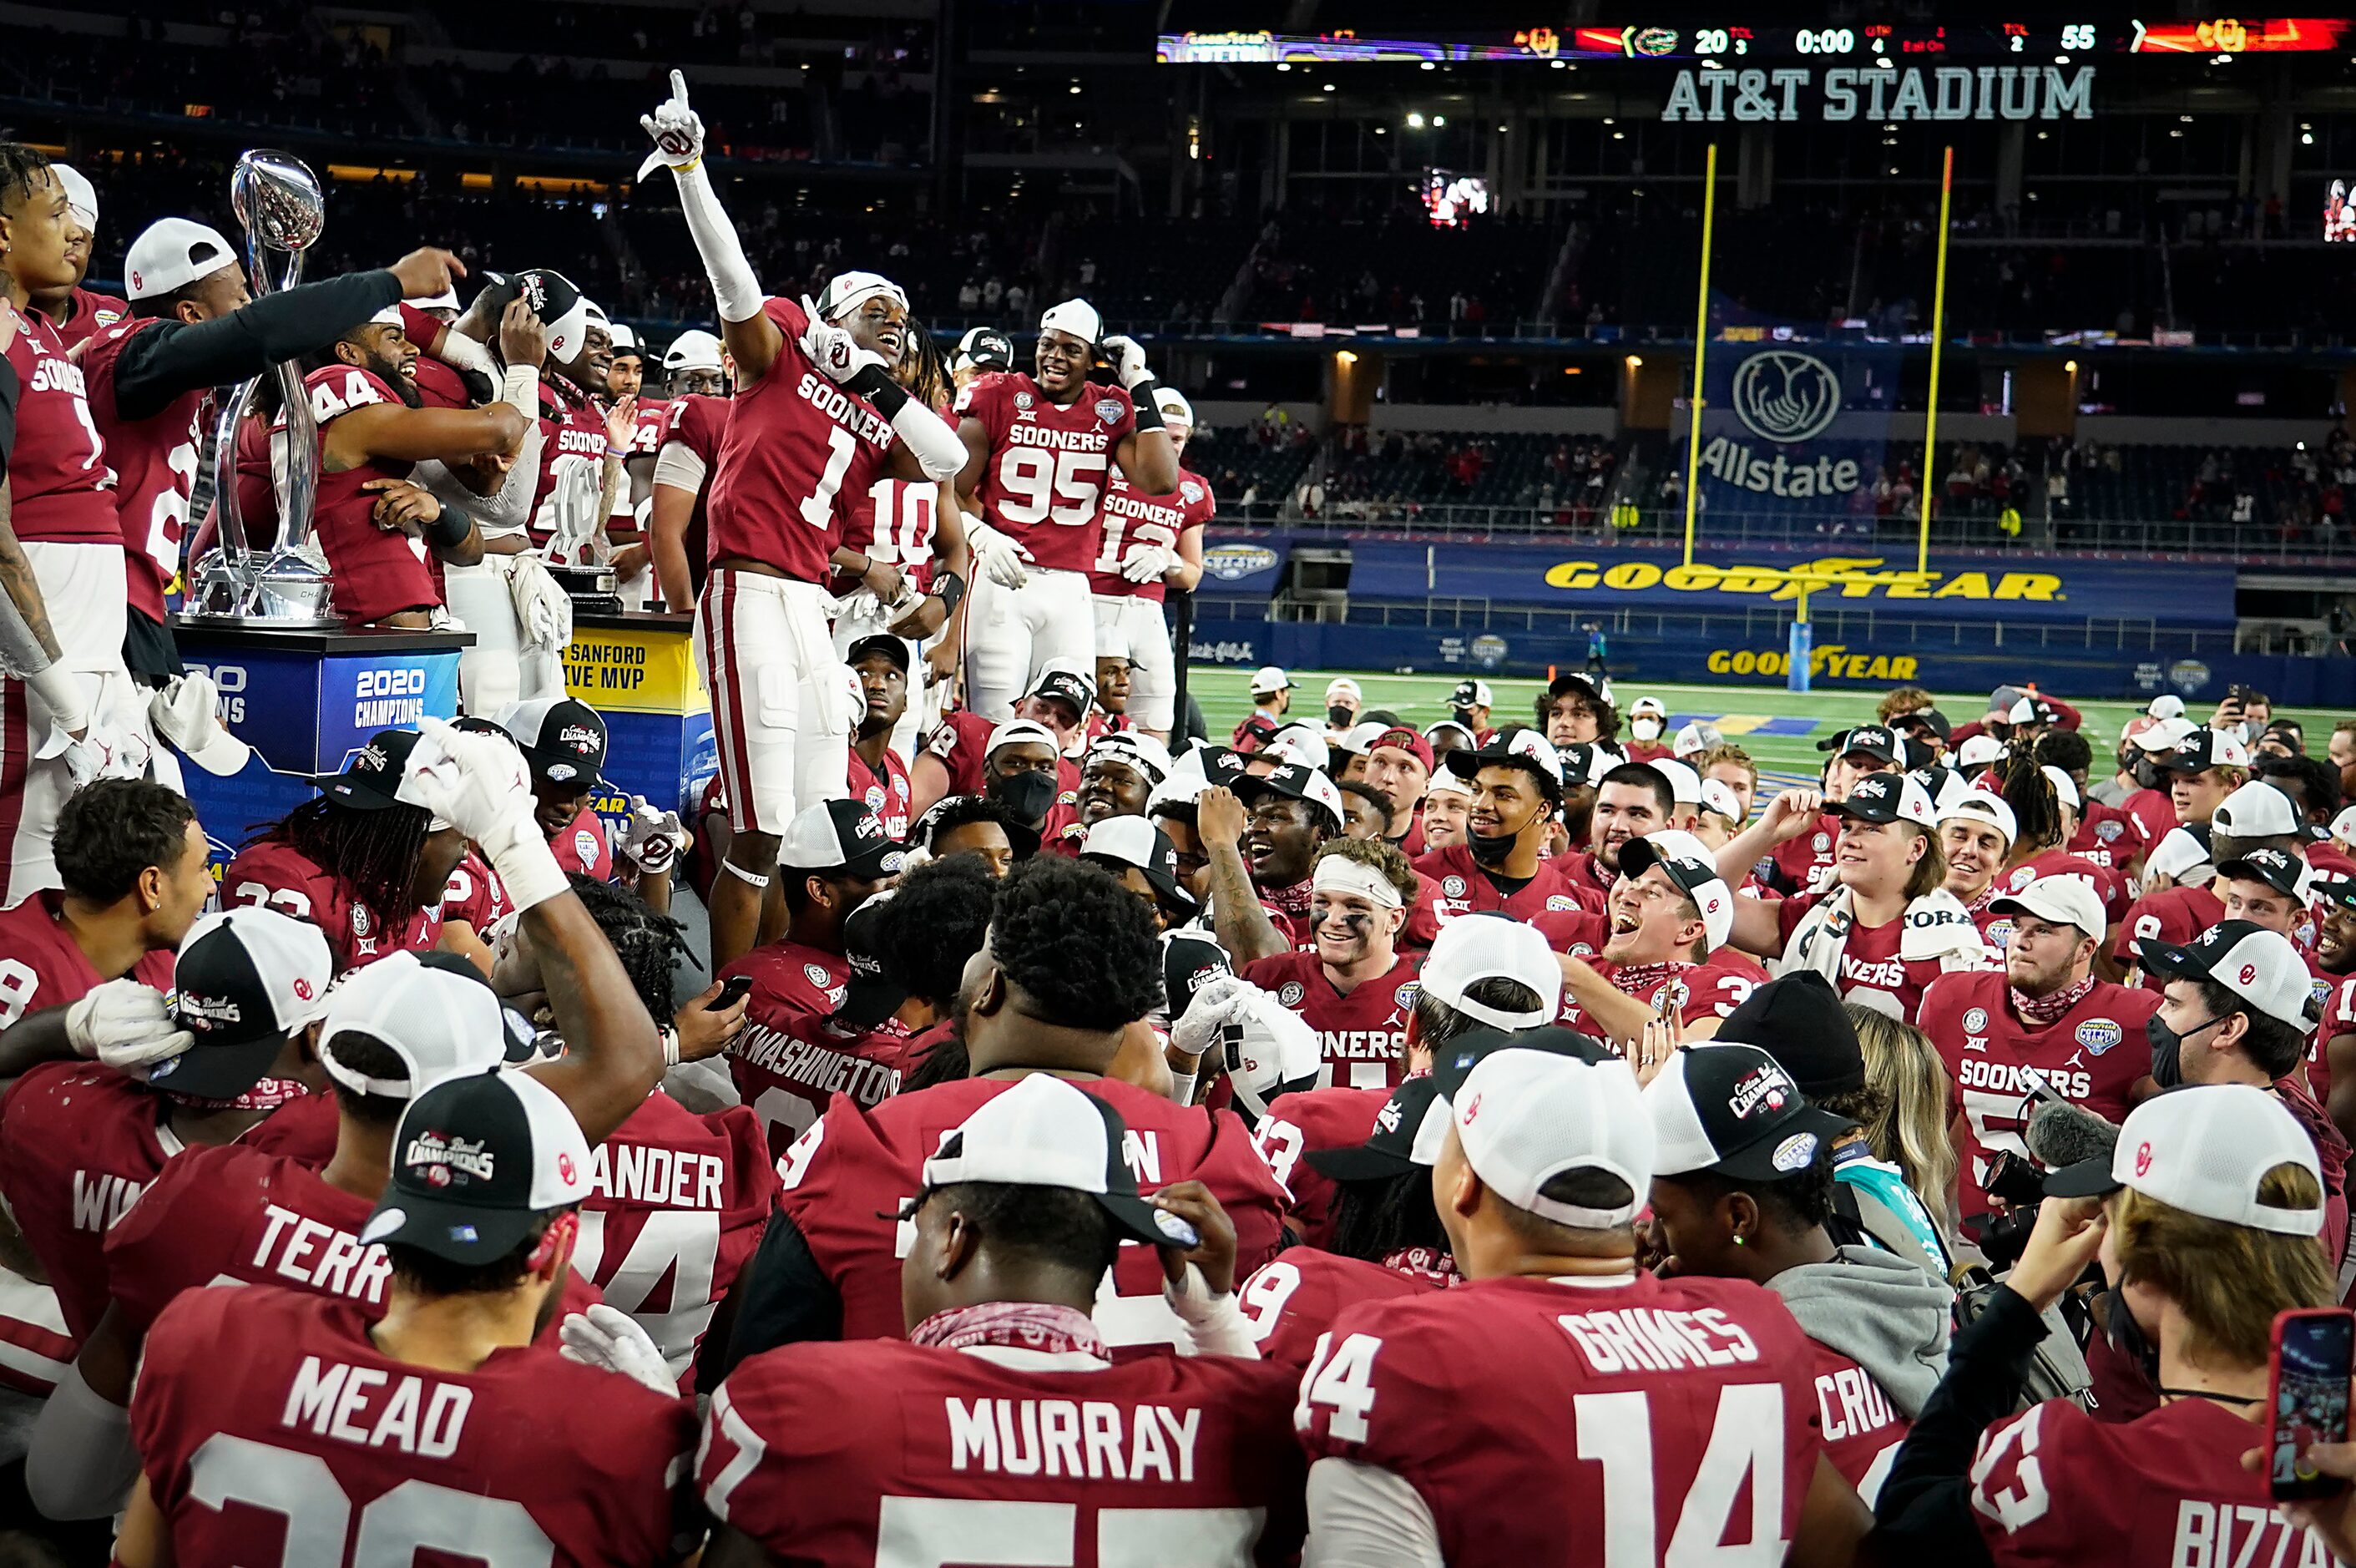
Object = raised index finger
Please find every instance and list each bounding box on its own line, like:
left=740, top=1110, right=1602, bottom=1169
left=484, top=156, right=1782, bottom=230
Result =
left=670, top=68, right=688, bottom=104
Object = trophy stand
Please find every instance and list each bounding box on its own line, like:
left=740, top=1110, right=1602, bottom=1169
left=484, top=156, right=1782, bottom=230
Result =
left=188, top=149, right=336, bottom=625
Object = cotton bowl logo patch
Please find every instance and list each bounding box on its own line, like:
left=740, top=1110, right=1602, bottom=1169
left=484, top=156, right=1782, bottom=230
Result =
left=1278, top=981, right=1306, bottom=1007
left=804, top=963, right=833, bottom=989
left=1984, top=920, right=2015, bottom=950
left=574, top=828, right=600, bottom=865
left=1096, top=397, right=1124, bottom=425
left=864, top=785, right=887, bottom=809
left=1180, top=481, right=1203, bottom=504
left=2096, top=819, right=2125, bottom=843
left=1395, top=983, right=1418, bottom=1009
left=1152, top=1208, right=1195, bottom=1243
left=2075, top=1018, right=2123, bottom=1056
left=1962, top=1007, right=1989, bottom=1034
left=1546, top=894, right=1579, bottom=912
left=1442, top=876, right=1467, bottom=898
left=1772, top=1133, right=1818, bottom=1172
left=1201, top=544, right=1279, bottom=583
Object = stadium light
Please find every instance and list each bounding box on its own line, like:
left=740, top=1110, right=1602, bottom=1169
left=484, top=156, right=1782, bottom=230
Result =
left=1408, top=112, right=1426, bottom=127
left=1625, top=355, right=1643, bottom=369
left=2065, top=359, right=2079, bottom=374
left=1337, top=350, right=1358, bottom=365
left=1433, top=114, right=1447, bottom=126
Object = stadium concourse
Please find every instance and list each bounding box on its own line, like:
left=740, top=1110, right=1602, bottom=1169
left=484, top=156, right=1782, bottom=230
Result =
left=15, top=0, right=2356, bottom=1565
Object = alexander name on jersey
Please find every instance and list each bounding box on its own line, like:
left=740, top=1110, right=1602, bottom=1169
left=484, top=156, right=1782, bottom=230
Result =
left=942, top=1396, right=1207, bottom=1482
left=590, top=1142, right=729, bottom=1210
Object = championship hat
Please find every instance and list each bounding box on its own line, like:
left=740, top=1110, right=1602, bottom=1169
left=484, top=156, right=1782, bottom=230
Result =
left=1699, top=777, right=1745, bottom=824
left=1829, top=771, right=1937, bottom=827
left=779, top=799, right=905, bottom=880
left=983, top=718, right=1060, bottom=759
left=147, top=908, right=335, bottom=1100
left=310, top=728, right=426, bottom=811
left=1264, top=723, right=1332, bottom=774
left=606, top=323, right=644, bottom=360
left=124, top=217, right=237, bottom=301
left=1616, top=830, right=1734, bottom=952
left=1037, top=298, right=1103, bottom=346
left=1333, top=721, right=1392, bottom=760
left=2146, top=823, right=2216, bottom=888
left=2158, top=726, right=2252, bottom=773
left=1831, top=725, right=1905, bottom=766
left=1450, top=678, right=1494, bottom=712
left=832, top=888, right=906, bottom=1030
left=2211, top=780, right=2301, bottom=838
left=952, top=326, right=1013, bottom=373
left=1649, top=756, right=1703, bottom=807
left=2043, top=1083, right=2326, bottom=1238
left=360, top=1068, right=594, bottom=1262
left=1153, top=386, right=1194, bottom=426
left=1079, top=816, right=1196, bottom=910
left=497, top=697, right=609, bottom=791
left=1646, top=1041, right=1849, bottom=1182
left=480, top=269, right=592, bottom=364
left=1441, top=728, right=1565, bottom=791
left=1713, top=973, right=1865, bottom=1098
left=664, top=329, right=725, bottom=375
left=814, top=270, right=910, bottom=321
left=1418, top=913, right=1562, bottom=1029
left=2133, top=716, right=2199, bottom=753
left=1955, top=734, right=2005, bottom=771
left=1451, top=1048, right=1654, bottom=1228
left=1025, top=660, right=1097, bottom=723
left=1089, top=731, right=1173, bottom=787
left=2141, top=919, right=2321, bottom=1029
left=1231, top=761, right=1347, bottom=835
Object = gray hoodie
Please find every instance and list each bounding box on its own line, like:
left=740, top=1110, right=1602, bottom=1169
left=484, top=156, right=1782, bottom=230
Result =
left=1771, top=1243, right=1954, bottom=1419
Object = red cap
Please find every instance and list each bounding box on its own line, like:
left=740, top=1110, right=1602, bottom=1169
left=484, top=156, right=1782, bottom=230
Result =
left=1370, top=726, right=1433, bottom=773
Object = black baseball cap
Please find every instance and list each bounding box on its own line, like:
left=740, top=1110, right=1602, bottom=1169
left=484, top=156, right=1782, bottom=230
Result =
left=148, top=908, right=337, bottom=1100
left=1712, top=973, right=1865, bottom=1098
left=2313, top=873, right=2356, bottom=913
left=359, top=1068, right=594, bottom=1263
left=1828, top=771, right=1938, bottom=827
left=1025, top=660, right=1097, bottom=723
left=953, top=326, right=1014, bottom=372
left=832, top=888, right=906, bottom=1030
left=310, top=728, right=424, bottom=809
left=1161, top=928, right=1231, bottom=1022
left=498, top=697, right=608, bottom=791
left=2157, top=727, right=2252, bottom=773
left=1079, top=816, right=1197, bottom=910
left=1231, top=761, right=1347, bottom=835
left=1647, top=1041, right=1850, bottom=1181
left=780, top=799, right=906, bottom=880
left=847, top=635, right=911, bottom=675
left=1307, top=1076, right=1448, bottom=1182
left=1822, top=725, right=1903, bottom=765
left=2218, top=846, right=2305, bottom=898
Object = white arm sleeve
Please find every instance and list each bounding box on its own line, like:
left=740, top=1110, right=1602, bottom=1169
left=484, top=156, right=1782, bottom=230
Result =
left=652, top=440, right=709, bottom=495
left=671, top=162, right=764, bottom=324
left=433, top=324, right=496, bottom=381
left=891, top=399, right=968, bottom=482
left=1303, top=1458, right=1444, bottom=1568
left=414, top=419, right=543, bottom=538
left=25, top=1358, right=139, bottom=1520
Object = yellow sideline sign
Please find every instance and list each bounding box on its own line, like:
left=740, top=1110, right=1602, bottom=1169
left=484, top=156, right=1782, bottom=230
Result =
left=1708, top=646, right=1921, bottom=681
left=563, top=625, right=708, bottom=714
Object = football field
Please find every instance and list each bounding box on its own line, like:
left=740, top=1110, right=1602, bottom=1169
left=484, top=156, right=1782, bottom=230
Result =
left=1186, top=668, right=2159, bottom=805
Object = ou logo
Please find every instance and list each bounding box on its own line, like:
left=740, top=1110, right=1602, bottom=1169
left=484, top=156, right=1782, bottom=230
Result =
left=1730, top=350, right=1842, bottom=444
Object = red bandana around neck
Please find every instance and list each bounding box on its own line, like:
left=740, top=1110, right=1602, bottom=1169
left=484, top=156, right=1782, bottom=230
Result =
left=2013, top=974, right=2096, bottom=1025
left=908, top=1300, right=1108, bottom=1359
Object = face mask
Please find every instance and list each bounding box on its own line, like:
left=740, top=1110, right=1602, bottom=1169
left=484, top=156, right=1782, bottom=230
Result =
left=1469, top=802, right=1547, bottom=867
left=2146, top=1012, right=2222, bottom=1089
left=2103, top=1285, right=2161, bottom=1384
left=990, top=769, right=1059, bottom=823
left=1327, top=704, right=1355, bottom=727
left=1631, top=718, right=1662, bottom=741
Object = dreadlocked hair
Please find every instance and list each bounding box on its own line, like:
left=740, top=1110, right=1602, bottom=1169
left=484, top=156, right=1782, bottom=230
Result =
left=249, top=798, right=430, bottom=944
left=1989, top=746, right=2066, bottom=856
left=567, top=873, right=694, bottom=1023
left=0, top=143, right=52, bottom=214
left=897, top=317, right=953, bottom=411
left=1328, top=1171, right=1450, bottom=1265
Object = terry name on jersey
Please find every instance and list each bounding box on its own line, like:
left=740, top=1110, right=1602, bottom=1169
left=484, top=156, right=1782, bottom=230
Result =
left=254, top=1204, right=394, bottom=1305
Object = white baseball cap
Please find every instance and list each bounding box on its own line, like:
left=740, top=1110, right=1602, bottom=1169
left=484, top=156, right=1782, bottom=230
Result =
left=2211, top=780, right=2301, bottom=839
left=1089, top=730, right=1172, bottom=786
left=1425, top=770, right=1474, bottom=801
left=415, top=284, right=461, bottom=312
left=1249, top=666, right=1292, bottom=697
left=2045, top=1083, right=2324, bottom=1237
left=2331, top=804, right=2356, bottom=848
left=1442, top=728, right=1565, bottom=788
left=1419, top=914, right=1562, bottom=1029
left=984, top=717, right=1060, bottom=758
left=1989, top=874, right=2107, bottom=940
left=815, top=269, right=910, bottom=321
left=1672, top=721, right=1723, bottom=758
left=124, top=217, right=238, bottom=301
left=1333, top=721, right=1390, bottom=758
left=1450, top=677, right=1495, bottom=711
left=1265, top=724, right=1333, bottom=773
left=318, top=952, right=513, bottom=1098
left=906, top=1074, right=1194, bottom=1246
left=53, top=164, right=96, bottom=229
left=1078, top=815, right=1194, bottom=909
left=1699, top=777, right=1744, bottom=822
left=2146, top=824, right=2216, bottom=887
left=1451, top=1048, right=1654, bottom=1228
left=1038, top=298, right=1103, bottom=346
left=778, top=799, right=905, bottom=878
left=1939, top=789, right=2019, bottom=846
left=1649, top=756, right=1702, bottom=807
left=2141, top=919, right=2321, bottom=1030
left=664, top=329, right=725, bottom=375
left=1630, top=695, right=1668, bottom=718
left=2040, top=765, right=2081, bottom=812
left=1094, top=621, right=1134, bottom=663
left=1620, top=829, right=1734, bottom=952
left=1153, top=386, right=1194, bottom=426
left=1956, top=734, right=2005, bottom=770
left=2133, top=716, right=2199, bottom=753
left=1324, top=677, right=1363, bottom=704
left=2147, top=695, right=2187, bottom=721
left=1232, top=761, right=1347, bottom=835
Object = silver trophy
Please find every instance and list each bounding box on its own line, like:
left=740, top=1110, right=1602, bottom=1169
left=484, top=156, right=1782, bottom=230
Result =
left=192, top=149, right=335, bottom=621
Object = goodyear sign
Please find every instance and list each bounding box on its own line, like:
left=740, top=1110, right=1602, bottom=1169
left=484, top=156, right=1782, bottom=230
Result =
left=563, top=623, right=708, bottom=715
left=1707, top=646, right=1920, bottom=683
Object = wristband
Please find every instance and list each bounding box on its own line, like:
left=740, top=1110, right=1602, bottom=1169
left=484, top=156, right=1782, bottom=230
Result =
left=604, top=442, right=632, bottom=459
left=1130, top=382, right=1165, bottom=432
left=847, top=362, right=910, bottom=417
left=932, top=569, right=966, bottom=617
left=498, top=365, right=539, bottom=418
left=423, top=504, right=472, bottom=550
left=26, top=663, right=90, bottom=735
left=660, top=1024, right=681, bottom=1068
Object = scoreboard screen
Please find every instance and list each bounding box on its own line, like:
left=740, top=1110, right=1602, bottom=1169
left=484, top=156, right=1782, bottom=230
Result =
left=1156, top=18, right=2356, bottom=64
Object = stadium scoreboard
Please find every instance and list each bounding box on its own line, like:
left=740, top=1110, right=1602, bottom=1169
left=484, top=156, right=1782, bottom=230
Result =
left=1156, top=18, right=2356, bottom=64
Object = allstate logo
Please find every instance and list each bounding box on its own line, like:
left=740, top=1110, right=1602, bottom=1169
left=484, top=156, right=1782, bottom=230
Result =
left=1730, top=351, right=1841, bottom=444
left=1201, top=543, right=1278, bottom=583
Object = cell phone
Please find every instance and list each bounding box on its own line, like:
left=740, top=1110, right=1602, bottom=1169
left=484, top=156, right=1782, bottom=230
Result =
left=706, top=974, right=754, bottom=1011
left=2268, top=1307, right=2354, bottom=1500
left=2229, top=683, right=2251, bottom=707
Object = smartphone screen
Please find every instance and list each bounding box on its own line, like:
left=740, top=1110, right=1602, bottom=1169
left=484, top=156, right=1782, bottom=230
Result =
left=2271, top=1310, right=2354, bottom=1500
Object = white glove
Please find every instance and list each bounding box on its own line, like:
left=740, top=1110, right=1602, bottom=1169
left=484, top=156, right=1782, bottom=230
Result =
left=1119, top=544, right=1175, bottom=584
left=799, top=296, right=887, bottom=385
left=636, top=68, right=706, bottom=178
left=40, top=716, right=145, bottom=789
left=508, top=555, right=573, bottom=652
left=558, top=1304, right=676, bottom=1394
left=1217, top=981, right=1323, bottom=1117
left=147, top=674, right=251, bottom=776
left=1170, top=972, right=1253, bottom=1061
left=1100, top=333, right=1151, bottom=391
left=66, top=979, right=192, bottom=1073
left=965, top=519, right=1032, bottom=589
left=398, top=717, right=570, bottom=912
left=619, top=795, right=689, bottom=877
left=1164, top=1262, right=1256, bottom=1358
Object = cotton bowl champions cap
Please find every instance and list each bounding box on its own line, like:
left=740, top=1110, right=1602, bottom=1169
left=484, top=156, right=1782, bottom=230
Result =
left=498, top=697, right=609, bottom=792
left=1646, top=1041, right=1850, bottom=1182
left=148, top=908, right=336, bottom=1100
left=360, top=1068, right=594, bottom=1262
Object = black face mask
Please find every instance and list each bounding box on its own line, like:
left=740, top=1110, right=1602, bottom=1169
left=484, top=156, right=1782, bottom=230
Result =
left=1327, top=704, right=1356, bottom=727
left=990, top=769, right=1059, bottom=824
left=2146, top=1012, right=2222, bottom=1090
left=1469, top=802, right=1547, bottom=867
left=2103, top=1286, right=2161, bottom=1384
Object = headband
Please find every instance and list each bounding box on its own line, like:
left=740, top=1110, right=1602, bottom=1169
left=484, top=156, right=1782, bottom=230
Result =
left=1312, top=855, right=1403, bottom=910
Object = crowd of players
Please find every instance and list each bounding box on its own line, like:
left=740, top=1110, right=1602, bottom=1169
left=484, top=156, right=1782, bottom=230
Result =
left=0, top=65, right=2355, bottom=1568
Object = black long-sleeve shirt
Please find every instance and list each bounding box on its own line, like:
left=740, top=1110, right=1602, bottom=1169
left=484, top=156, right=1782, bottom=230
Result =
left=108, top=269, right=404, bottom=423
left=697, top=1208, right=842, bottom=1392
left=1871, top=1283, right=2050, bottom=1567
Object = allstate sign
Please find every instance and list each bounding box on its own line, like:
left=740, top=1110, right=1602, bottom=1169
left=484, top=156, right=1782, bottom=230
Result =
left=1729, top=351, right=1841, bottom=443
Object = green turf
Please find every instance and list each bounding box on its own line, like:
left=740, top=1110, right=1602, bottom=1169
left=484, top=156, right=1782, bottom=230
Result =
left=1186, top=668, right=2171, bottom=786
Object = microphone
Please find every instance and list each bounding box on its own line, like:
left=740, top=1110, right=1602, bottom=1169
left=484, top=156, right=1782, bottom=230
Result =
left=2025, top=1098, right=2121, bottom=1173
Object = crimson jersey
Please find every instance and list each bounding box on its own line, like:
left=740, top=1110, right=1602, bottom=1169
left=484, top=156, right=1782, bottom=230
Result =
left=921, top=709, right=994, bottom=799
left=1412, top=843, right=1594, bottom=928
left=706, top=297, right=897, bottom=581
left=2313, top=969, right=2356, bottom=1105
left=441, top=851, right=510, bottom=933
left=222, top=838, right=442, bottom=977
left=550, top=805, right=614, bottom=883
left=843, top=475, right=938, bottom=596
left=4, top=307, right=119, bottom=542
left=627, top=394, right=676, bottom=458
left=776, top=1075, right=1287, bottom=1348
left=1807, top=1338, right=1909, bottom=1496
left=1236, top=1247, right=1439, bottom=1367
left=1565, top=956, right=1760, bottom=1035
left=1919, top=969, right=2157, bottom=1217
left=393, top=303, right=473, bottom=412
left=1086, top=465, right=1213, bottom=602
left=2068, top=802, right=2140, bottom=869
left=718, top=938, right=903, bottom=1162
left=1968, top=1396, right=2333, bottom=1565
left=1534, top=906, right=1611, bottom=959
left=1551, top=848, right=1620, bottom=910
left=78, top=316, right=200, bottom=620
left=530, top=376, right=611, bottom=557
left=1251, top=1084, right=1388, bottom=1250
left=581, top=1091, right=775, bottom=1382
left=1775, top=892, right=1957, bottom=1023
left=134, top=1284, right=692, bottom=1568
left=1239, top=951, right=1421, bottom=1090
left=103, top=1141, right=599, bottom=1339
left=702, top=1338, right=1306, bottom=1566
left=2121, top=786, right=2178, bottom=850
left=955, top=371, right=1137, bottom=574
left=1297, top=1272, right=1826, bottom=1566
left=49, top=286, right=127, bottom=352
left=2116, top=884, right=2227, bottom=990
left=1771, top=812, right=1843, bottom=893
left=0, top=888, right=173, bottom=1028
left=660, top=392, right=726, bottom=585
left=298, top=365, right=445, bottom=621
left=847, top=745, right=913, bottom=840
